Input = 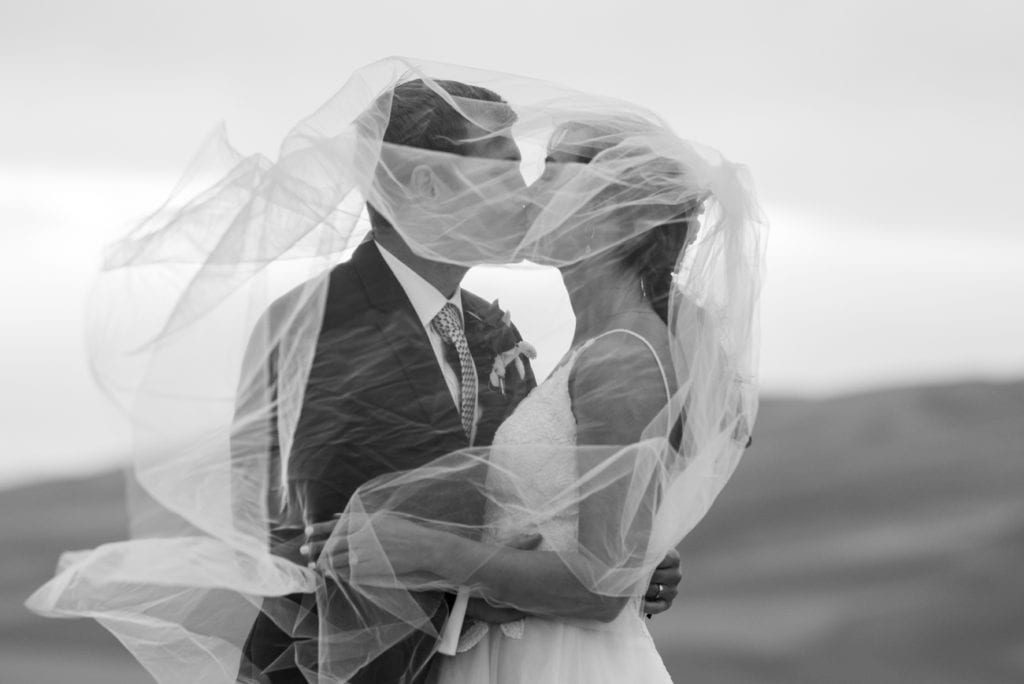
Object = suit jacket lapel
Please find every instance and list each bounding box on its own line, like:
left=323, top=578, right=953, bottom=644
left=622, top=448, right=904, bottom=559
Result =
left=350, top=241, right=466, bottom=442
left=462, top=292, right=538, bottom=447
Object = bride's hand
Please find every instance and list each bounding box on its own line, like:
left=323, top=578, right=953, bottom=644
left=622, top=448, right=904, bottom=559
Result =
left=320, top=514, right=446, bottom=581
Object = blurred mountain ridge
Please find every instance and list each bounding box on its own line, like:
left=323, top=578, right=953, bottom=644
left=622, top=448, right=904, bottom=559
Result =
left=2, top=379, right=1022, bottom=683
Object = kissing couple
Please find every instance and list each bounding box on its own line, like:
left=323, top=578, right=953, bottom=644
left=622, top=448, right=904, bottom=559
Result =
left=28, top=57, right=764, bottom=684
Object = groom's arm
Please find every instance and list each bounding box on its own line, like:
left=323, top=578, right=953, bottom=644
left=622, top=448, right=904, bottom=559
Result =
left=230, top=300, right=317, bottom=683
left=229, top=312, right=285, bottom=545
left=464, top=598, right=527, bottom=623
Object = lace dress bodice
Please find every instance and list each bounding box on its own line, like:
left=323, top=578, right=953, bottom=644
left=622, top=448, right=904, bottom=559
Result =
left=483, top=345, right=584, bottom=553
left=455, top=346, right=586, bottom=648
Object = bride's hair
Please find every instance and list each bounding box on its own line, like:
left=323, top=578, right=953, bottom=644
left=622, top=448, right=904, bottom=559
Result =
left=618, top=216, right=694, bottom=324
left=367, top=78, right=509, bottom=233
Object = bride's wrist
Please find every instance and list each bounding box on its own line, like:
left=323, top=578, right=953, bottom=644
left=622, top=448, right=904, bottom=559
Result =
left=428, top=533, right=473, bottom=583
left=416, top=528, right=448, bottom=577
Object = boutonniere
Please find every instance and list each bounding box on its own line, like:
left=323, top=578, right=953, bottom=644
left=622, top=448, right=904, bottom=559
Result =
left=473, top=300, right=537, bottom=395
left=490, top=340, right=537, bottom=394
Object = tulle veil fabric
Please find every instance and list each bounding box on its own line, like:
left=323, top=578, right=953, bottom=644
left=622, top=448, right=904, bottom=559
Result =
left=26, top=57, right=765, bottom=682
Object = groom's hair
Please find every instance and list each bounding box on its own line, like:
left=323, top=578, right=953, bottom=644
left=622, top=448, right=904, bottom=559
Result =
left=384, top=78, right=507, bottom=153
left=367, top=78, right=510, bottom=232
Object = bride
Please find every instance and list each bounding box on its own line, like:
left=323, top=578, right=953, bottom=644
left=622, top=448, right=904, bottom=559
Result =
left=25, top=58, right=763, bottom=683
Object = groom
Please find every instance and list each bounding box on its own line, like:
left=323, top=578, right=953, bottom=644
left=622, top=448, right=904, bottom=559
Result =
left=238, top=79, right=681, bottom=683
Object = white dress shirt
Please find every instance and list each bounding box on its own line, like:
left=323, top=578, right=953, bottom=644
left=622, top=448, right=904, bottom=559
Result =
left=376, top=243, right=479, bottom=442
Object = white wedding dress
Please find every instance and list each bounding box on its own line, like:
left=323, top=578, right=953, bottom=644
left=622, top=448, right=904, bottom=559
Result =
left=432, top=329, right=674, bottom=684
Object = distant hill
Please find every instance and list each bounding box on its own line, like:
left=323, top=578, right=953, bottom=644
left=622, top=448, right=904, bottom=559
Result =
left=1, top=466, right=145, bottom=682
left=651, top=380, right=1024, bottom=683
left=3, top=381, right=1022, bottom=683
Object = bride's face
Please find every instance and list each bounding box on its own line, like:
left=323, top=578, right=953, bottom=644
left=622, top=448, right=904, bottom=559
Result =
left=519, top=126, right=608, bottom=266
left=537, top=126, right=594, bottom=185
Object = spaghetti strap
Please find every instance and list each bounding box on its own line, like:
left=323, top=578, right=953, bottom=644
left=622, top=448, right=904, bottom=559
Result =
left=579, top=328, right=672, bottom=405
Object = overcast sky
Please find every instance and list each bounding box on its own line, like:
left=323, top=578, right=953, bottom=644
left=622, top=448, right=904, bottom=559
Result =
left=2, top=0, right=1022, bottom=486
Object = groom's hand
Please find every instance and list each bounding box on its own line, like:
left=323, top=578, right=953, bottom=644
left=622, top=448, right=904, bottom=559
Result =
left=643, top=548, right=682, bottom=617
left=299, top=515, right=341, bottom=568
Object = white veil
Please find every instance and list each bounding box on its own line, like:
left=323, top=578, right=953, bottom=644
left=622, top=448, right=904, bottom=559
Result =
left=26, top=57, right=765, bottom=683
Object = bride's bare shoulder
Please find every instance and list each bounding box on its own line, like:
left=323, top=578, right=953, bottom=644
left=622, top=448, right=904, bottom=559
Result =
left=568, top=327, right=672, bottom=442
left=573, top=324, right=672, bottom=386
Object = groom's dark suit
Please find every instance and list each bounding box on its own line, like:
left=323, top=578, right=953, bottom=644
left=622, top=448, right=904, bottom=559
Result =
left=239, top=240, right=535, bottom=683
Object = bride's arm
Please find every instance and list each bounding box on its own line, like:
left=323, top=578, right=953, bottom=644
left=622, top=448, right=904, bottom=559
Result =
left=568, top=334, right=675, bottom=617
left=325, top=517, right=623, bottom=620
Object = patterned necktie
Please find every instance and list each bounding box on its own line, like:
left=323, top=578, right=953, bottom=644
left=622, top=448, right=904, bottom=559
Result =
left=431, top=303, right=477, bottom=440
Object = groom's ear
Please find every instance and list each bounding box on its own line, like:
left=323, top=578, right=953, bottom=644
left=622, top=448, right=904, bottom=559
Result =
left=410, top=165, right=441, bottom=200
